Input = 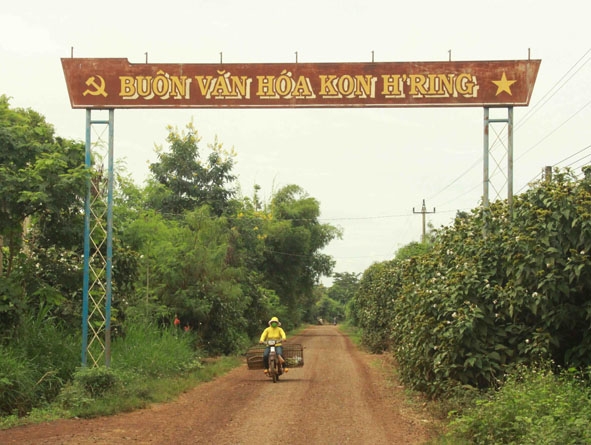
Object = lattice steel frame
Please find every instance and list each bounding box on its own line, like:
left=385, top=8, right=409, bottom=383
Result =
left=81, top=109, right=114, bottom=367
left=483, top=106, right=514, bottom=216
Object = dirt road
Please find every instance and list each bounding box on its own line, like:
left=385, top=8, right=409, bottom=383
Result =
left=0, top=325, right=435, bottom=444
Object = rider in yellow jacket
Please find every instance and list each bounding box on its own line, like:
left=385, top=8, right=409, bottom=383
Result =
left=259, top=316, right=287, bottom=372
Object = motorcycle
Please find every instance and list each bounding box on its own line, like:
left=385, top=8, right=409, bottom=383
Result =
left=263, top=339, right=286, bottom=383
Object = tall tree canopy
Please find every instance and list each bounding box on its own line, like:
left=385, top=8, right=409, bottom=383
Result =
left=147, top=121, right=237, bottom=217
left=262, top=184, right=341, bottom=324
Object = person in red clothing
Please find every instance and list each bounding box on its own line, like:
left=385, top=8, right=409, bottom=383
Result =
left=259, top=316, right=287, bottom=373
left=174, top=315, right=181, bottom=327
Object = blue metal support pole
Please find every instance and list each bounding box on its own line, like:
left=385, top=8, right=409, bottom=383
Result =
left=81, top=109, right=92, bottom=366
left=80, top=109, right=114, bottom=367
left=105, top=109, right=114, bottom=367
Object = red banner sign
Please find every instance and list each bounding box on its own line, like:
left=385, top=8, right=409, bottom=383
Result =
left=61, top=58, right=540, bottom=109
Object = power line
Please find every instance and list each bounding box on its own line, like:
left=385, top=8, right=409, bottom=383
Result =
left=516, top=98, right=591, bottom=161
left=517, top=48, right=591, bottom=130
left=428, top=48, right=591, bottom=205
left=426, top=156, right=481, bottom=202
left=554, top=144, right=591, bottom=167
left=318, top=213, right=411, bottom=222
left=563, top=152, right=591, bottom=171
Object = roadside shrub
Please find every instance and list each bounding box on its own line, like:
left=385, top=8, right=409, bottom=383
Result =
left=13, top=310, right=79, bottom=403
left=71, top=366, right=120, bottom=397
left=351, top=260, right=401, bottom=353
left=111, top=321, right=201, bottom=377
left=56, top=366, right=123, bottom=412
left=445, top=365, right=591, bottom=444
left=353, top=169, right=591, bottom=397
left=0, top=347, right=37, bottom=416
left=0, top=310, right=79, bottom=417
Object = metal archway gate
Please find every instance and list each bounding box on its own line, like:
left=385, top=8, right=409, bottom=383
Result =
left=63, top=57, right=540, bottom=366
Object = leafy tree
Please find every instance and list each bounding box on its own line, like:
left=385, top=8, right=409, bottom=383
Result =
left=261, top=184, right=341, bottom=325
left=394, top=241, right=431, bottom=261
left=147, top=121, right=237, bottom=217
left=224, top=189, right=284, bottom=337
left=0, top=96, right=86, bottom=332
left=0, top=96, right=84, bottom=273
left=327, top=272, right=360, bottom=306
left=122, top=206, right=247, bottom=353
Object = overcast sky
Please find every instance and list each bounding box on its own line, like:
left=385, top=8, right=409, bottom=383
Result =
left=1, top=1, right=590, bottom=284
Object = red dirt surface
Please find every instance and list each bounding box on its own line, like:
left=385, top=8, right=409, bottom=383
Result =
left=0, top=325, right=437, bottom=444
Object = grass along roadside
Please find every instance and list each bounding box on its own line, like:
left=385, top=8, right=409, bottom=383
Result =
left=0, top=356, right=242, bottom=431
left=1, top=323, right=311, bottom=431
left=337, top=322, right=363, bottom=347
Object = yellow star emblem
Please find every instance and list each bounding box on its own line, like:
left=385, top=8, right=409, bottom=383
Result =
left=492, top=72, right=517, bottom=96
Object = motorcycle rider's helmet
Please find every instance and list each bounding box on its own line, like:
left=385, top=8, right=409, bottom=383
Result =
left=268, top=316, right=281, bottom=326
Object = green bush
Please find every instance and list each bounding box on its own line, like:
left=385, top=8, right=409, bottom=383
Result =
left=351, top=260, right=401, bottom=353
left=13, top=311, right=79, bottom=403
left=111, top=321, right=201, bottom=377
left=0, top=311, right=79, bottom=417
left=72, top=366, right=120, bottom=398
left=56, top=367, right=122, bottom=412
left=445, top=365, right=591, bottom=444
left=0, top=347, right=37, bottom=416
left=352, top=169, right=591, bottom=397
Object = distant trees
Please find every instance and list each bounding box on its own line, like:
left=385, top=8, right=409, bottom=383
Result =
left=0, top=97, right=343, bottom=356
left=312, top=272, right=360, bottom=324
left=261, top=184, right=341, bottom=324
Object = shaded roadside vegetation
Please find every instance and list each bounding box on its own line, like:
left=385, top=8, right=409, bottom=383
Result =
left=0, top=97, right=343, bottom=425
left=350, top=167, right=591, bottom=443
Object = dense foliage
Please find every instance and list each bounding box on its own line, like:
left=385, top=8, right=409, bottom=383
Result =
left=445, top=365, right=591, bottom=444
left=352, top=168, right=591, bottom=397
left=0, top=95, right=86, bottom=332
left=0, top=99, right=340, bottom=417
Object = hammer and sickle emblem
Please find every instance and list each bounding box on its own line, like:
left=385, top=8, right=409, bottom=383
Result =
left=83, top=75, right=108, bottom=97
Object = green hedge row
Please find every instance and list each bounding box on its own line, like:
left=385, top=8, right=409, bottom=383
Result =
left=352, top=168, right=591, bottom=396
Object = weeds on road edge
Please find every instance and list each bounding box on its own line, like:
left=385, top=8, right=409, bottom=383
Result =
left=438, top=364, right=591, bottom=444
left=0, top=355, right=241, bottom=430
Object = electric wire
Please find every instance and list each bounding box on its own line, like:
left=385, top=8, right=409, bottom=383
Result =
left=516, top=98, right=591, bottom=161
left=516, top=48, right=591, bottom=130
left=430, top=48, right=591, bottom=205
left=426, top=157, right=481, bottom=202
left=554, top=144, right=591, bottom=167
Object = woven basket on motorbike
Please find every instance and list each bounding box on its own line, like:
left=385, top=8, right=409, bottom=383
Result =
left=282, top=343, right=304, bottom=368
left=245, top=345, right=266, bottom=370
left=245, top=343, right=304, bottom=369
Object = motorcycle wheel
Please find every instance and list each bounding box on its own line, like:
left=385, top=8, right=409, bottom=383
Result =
left=270, top=358, right=278, bottom=383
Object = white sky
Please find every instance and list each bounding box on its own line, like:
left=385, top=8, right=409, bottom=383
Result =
left=1, top=1, right=590, bottom=284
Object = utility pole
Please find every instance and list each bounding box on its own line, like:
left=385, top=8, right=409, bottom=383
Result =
left=413, top=199, right=436, bottom=243
left=544, top=166, right=553, bottom=182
